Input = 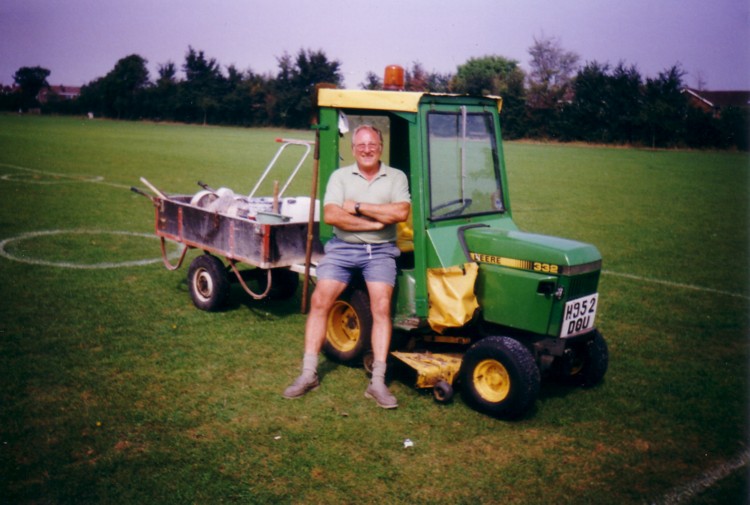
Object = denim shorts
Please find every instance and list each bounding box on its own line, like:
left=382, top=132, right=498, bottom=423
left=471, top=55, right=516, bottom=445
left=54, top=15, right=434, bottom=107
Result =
left=316, top=237, right=401, bottom=286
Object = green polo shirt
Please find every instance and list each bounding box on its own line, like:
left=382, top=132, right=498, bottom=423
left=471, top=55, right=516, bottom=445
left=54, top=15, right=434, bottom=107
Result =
left=324, top=162, right=410, bottom=244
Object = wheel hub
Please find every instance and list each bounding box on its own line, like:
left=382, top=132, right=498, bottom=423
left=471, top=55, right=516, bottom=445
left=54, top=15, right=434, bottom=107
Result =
left=474, top=358, right=510, bottom=402
left=195, top=270, right=213, bottom=300
left=327, top=302, right=359, bottom=352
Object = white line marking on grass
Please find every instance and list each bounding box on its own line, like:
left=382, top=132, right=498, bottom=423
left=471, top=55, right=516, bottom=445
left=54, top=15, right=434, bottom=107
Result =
left=0, top=162, right=131, bottom=190
left=649, top=449, right=750, bottom=505
left=0, top=229, right=178, bottom=269
left=603, top=270, right=750, bottom=300
left=1, top=173, right=104, bottom=184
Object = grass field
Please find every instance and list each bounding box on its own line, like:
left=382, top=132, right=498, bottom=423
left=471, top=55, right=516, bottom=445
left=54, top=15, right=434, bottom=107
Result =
left=0, top=114, right=748, bottom=504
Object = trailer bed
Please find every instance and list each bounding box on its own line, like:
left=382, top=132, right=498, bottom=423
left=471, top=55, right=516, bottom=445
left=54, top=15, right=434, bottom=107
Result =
left=155, top=195, right=323, bottom=270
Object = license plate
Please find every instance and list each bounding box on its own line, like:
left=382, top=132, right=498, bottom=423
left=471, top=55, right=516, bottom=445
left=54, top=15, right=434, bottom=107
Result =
left=560, top=293, right=598, bottom=338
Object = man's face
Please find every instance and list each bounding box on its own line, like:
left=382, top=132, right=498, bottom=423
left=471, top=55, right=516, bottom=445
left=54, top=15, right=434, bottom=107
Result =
left=352, top=129, right=382, bottom=172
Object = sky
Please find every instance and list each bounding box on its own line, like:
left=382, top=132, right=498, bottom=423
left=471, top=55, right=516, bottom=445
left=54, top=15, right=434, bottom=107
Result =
left=1, top=0, right=749, bottom=91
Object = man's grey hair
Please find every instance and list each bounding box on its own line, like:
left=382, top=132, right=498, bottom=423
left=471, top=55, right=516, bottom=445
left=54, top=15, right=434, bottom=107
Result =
left=351, top=124, right=383, bottom=145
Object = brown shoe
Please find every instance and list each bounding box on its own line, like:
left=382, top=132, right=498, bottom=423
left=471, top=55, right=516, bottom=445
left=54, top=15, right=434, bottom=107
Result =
left=283, top=372, right=319, bottom=399
left=365, top=381, right=398, bottom=409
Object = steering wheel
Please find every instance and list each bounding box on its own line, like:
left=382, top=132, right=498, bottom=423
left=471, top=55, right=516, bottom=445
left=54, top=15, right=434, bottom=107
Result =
left=431, top=198, right=472, bottom=218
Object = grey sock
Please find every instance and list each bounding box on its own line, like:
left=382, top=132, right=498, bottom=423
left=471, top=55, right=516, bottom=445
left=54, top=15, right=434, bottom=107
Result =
left=371, top=360, right=387, bottom=384
left=302, top=353, right=318, bottom=375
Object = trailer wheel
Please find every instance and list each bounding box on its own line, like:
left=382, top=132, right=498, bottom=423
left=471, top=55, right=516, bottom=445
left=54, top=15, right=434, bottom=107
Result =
left=459, top=337, right=540, bottom=419
left=564, top=330, right=609, bottom=387
left=188, top=254, right=230, bottom=311
left=433, top=380, right=454, bottom=403
left=323, top=288, right=372, bottom=363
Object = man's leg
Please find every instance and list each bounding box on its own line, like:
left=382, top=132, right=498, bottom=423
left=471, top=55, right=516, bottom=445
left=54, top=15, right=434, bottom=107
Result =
left=364, top=281, right=398, bottom=409
left=283, top=279, right=347, bottom=399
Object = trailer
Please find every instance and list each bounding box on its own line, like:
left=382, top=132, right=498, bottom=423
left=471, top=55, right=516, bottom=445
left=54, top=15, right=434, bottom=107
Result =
left=133, top=138, right=323, bottom=310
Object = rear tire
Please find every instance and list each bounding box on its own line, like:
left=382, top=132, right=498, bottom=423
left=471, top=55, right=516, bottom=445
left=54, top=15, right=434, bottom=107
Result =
left=188, top=254, right=230, bottom=311
left=322, top=287, right=372, bottom=364
left=459, top=336, right=540, bottom=419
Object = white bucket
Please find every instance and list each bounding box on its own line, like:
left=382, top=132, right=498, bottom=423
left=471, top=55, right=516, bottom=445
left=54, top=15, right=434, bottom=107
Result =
left=190, top=190, right=217, bottom=208
left=280, top=196, right=320, bottom=223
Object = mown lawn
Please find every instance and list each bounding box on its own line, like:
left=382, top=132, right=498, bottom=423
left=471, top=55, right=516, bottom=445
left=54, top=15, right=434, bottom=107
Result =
left=0, top=115, right=747, bottom=504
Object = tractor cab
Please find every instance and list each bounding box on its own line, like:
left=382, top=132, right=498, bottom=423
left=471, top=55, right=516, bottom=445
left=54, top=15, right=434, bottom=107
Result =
left=315, top=85, right=608, bottom=419
left=316, top=90, right=512, bottom=315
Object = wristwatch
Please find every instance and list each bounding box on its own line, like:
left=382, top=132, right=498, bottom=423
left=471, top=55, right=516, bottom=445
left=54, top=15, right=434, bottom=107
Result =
left=354, top=202, right=361, bottom=215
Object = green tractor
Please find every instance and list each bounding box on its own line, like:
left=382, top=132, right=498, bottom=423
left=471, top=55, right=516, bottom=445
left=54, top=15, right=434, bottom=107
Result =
left=315, top=86, right=607, bottom=419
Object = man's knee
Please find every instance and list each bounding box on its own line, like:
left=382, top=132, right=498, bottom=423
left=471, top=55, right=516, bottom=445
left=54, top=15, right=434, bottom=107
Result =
left=310, top=292, right=334, bottom=315
left=310, top=280, right=347, bottom=313
left=370, top=298, right=391, bottom=318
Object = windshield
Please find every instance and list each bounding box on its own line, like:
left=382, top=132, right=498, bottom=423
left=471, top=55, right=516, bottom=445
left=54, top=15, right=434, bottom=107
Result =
left=427, top=109, right=504, bottom=220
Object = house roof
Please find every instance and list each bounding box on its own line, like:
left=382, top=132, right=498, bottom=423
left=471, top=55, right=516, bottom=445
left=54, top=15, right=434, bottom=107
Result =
left=683, top=88, right=750, bottom=109
left=48, top=85, right=81, bottom=97
left=37, top=85, right=82, bottom=103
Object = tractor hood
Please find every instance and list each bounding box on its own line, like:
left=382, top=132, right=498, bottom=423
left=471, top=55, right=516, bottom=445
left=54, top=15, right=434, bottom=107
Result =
left=464, top=227, right=602, bottom=276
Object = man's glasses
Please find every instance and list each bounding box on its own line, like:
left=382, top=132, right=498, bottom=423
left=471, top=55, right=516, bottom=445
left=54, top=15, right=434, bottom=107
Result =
left=354, top=143, right=382, bottom=151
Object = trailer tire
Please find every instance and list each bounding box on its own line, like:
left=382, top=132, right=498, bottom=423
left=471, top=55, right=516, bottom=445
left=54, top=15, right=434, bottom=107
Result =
left=459, top=336, right=540, bottom=419
left=323, top=288, right=372, bottom=364
left=188, top=254, right=230, bottom=311
left=564, top=330, right=608, bottom=387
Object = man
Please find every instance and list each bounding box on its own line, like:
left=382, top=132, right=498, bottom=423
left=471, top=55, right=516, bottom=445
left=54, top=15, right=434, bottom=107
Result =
left=283, top=124, right=411, bottom=409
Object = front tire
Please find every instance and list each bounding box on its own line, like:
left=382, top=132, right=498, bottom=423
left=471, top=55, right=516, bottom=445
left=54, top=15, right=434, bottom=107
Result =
left=322, top=287, right=372, bottom=364
left=564, top=330, right=609, bottom=387
left=459, top=336, right=540, bottom=419
left=188, top=254, right=230, bottom=311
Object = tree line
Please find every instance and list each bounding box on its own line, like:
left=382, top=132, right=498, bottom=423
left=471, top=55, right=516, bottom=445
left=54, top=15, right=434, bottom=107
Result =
left=4, top=38, right=747, bottom=150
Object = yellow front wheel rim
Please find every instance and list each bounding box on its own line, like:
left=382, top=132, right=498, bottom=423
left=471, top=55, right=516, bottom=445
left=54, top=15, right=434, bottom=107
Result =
left=326, top=301, right=360, bottom=352
left=473, top=358, right=511, bottom=402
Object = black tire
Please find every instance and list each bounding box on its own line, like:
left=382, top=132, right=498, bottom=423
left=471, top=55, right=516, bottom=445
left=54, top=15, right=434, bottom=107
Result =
left=433, top=380, right=455, bottom=403
left=565, top=330, right=609, bottom=387
left=322, top=287, right=372, bottom=363
left=256, top=268, right=299, bottom=300
left=187, top=254, right=230, bottom=311
left=459, top=336, right=540, bottom=419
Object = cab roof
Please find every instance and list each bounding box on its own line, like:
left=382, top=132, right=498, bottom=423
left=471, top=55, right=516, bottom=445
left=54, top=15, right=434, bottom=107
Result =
left=317, top=88, right=502, bottom=113
left=318, top=89, right=424, bottom=112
